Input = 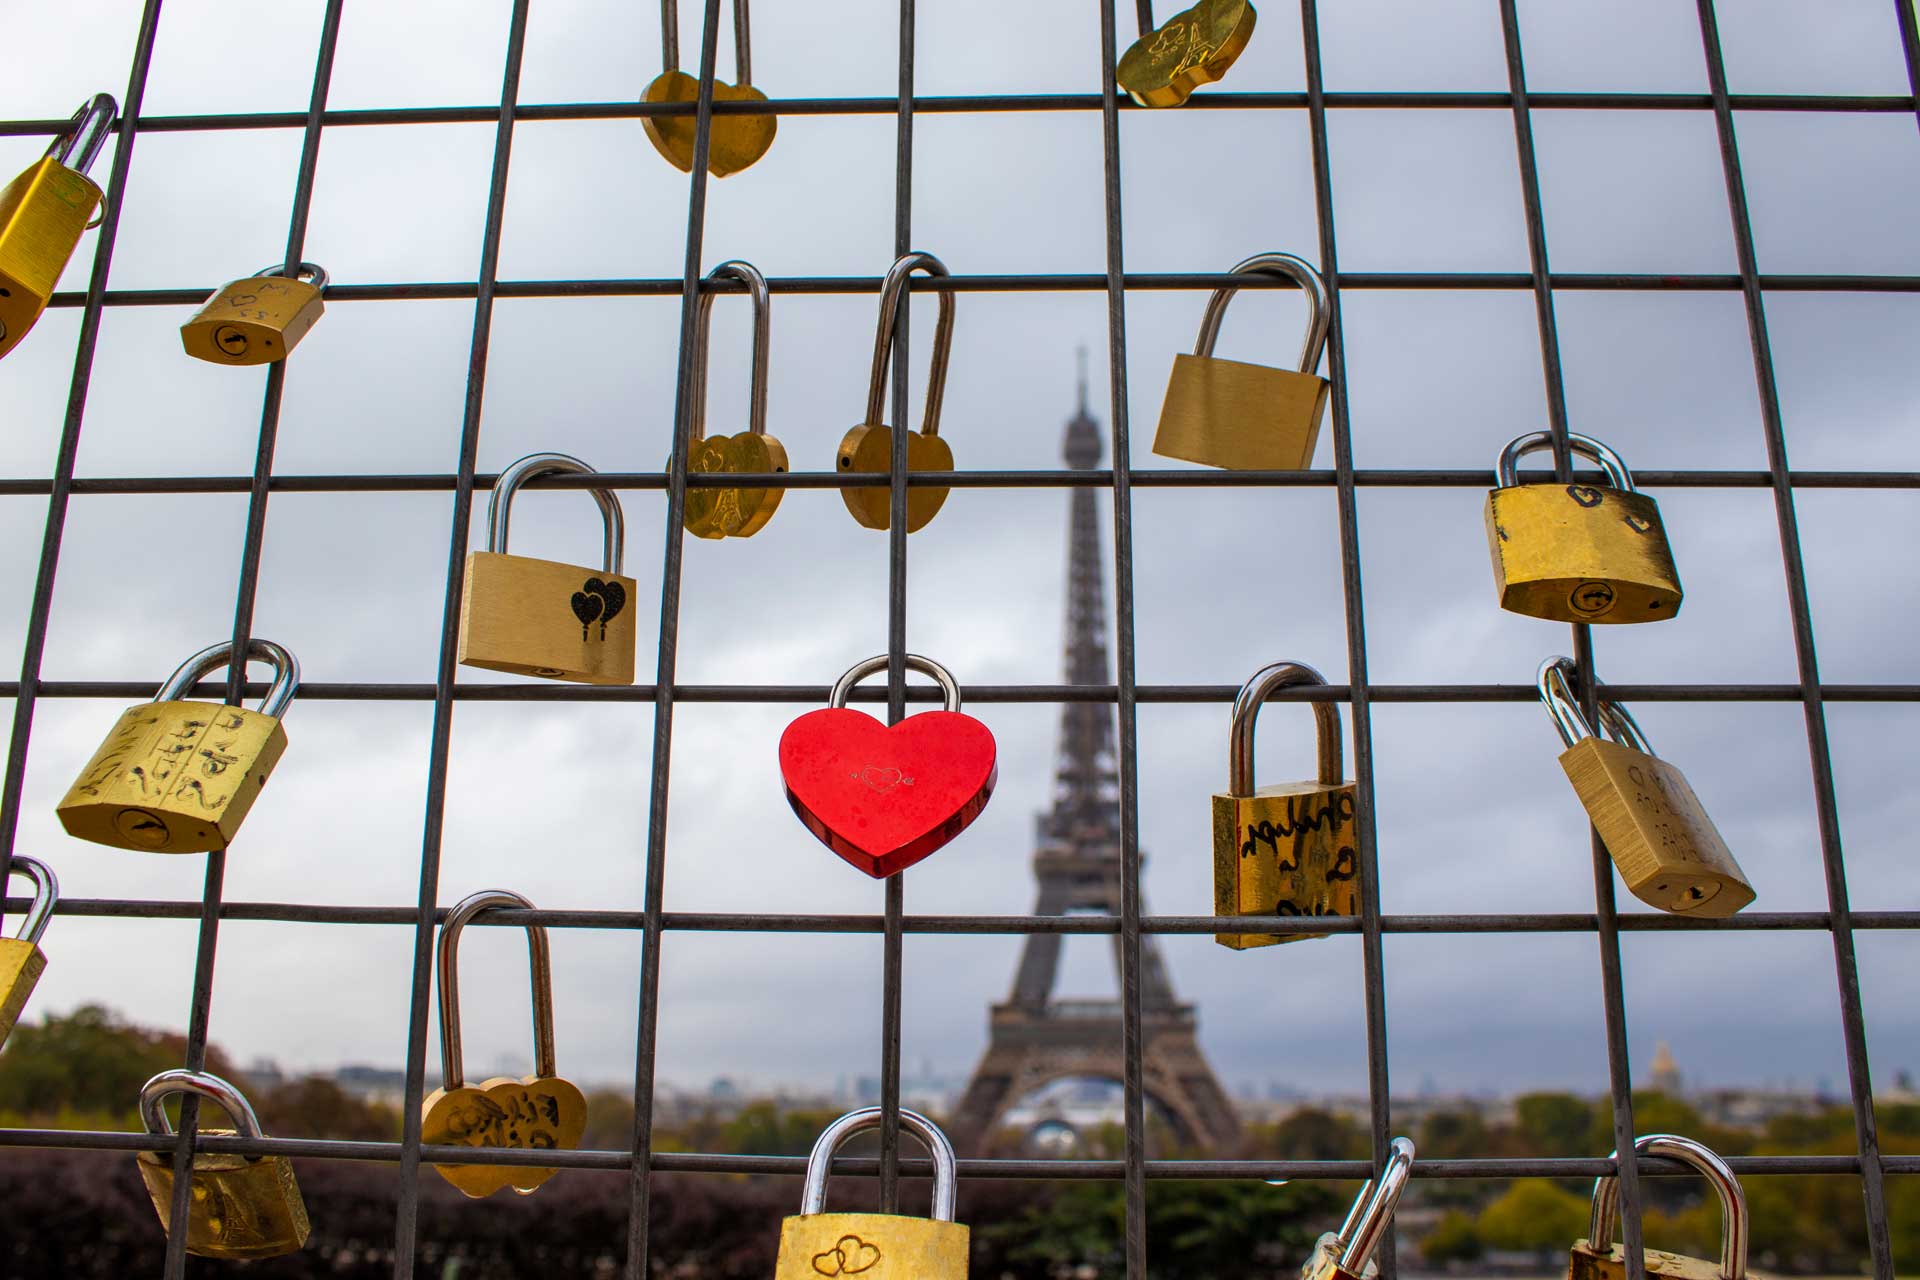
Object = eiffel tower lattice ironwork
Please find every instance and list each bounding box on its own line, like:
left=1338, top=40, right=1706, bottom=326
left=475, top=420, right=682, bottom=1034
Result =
left=948, top=357, right=1241, bottom=1155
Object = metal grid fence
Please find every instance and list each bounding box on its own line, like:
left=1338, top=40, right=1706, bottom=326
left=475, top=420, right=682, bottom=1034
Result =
left=1, top=1, right=1917, bottom=1277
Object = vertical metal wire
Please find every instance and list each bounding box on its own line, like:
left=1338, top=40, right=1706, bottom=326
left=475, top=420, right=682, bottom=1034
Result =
left=1897, top=0, right=1920, bottom=125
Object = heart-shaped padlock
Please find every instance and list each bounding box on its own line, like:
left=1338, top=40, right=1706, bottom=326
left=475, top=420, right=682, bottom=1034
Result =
left=838, top=253, right=959, bottom=532
left=1117, top=0, right=1258, bottom=108
left=641, top=1, right=776, bottom=177
left=678, top=261, right=787, bottom=539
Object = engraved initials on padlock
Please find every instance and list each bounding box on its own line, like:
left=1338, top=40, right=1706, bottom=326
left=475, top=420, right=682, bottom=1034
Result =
left=1117, top=0, right=1258, bottom=108
left=180, top=262, right=328, bottom=365
left=0, top=94, right=114, bottom=361
left=775, top=1107, right=969, bottom=1279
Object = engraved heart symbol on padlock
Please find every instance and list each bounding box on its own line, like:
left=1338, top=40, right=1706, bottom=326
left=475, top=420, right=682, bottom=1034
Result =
left=1566, top=484, right=1605, bottom=508
left=687, top=432, right=789, bottom=538
left=570, top=577, right=627, bottom=641
left=812, top=1234, right=883, bottom=1276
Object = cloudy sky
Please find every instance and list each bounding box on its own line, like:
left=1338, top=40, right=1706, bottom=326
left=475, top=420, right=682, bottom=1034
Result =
left=2, top=0, right=1917, bottom=1121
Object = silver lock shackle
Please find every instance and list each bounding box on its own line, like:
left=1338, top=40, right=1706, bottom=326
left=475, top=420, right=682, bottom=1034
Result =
left=1193, top=252, right=1330, bottom=376
left=688, top=260, right=771, bottom=443
left=139, top=1069, right=265, bottom=1139
left=829, top=654, right=962, bottom=714
left=156, top=639, right=300, bottom=720
left=1228, top=661, right=1342, bottom=795
left=487, top=452, right=626, bottom=576
left=5, top=855, right=58, bottom=946
left=1538, top=656, right=1654, bottom=755
left=1587, top=1133, right=1749, bottom=1280
left=800, top=1106, right=959, bottom=1222
left=1330, top=1137, right=1415, bottom=1273
left=251, top=262, right=329, bottom=291
left=1497, top=430, right=1636, bottom=492
left=863, top=251, right=957, bottom=439
left=46, top=93, right=117, bottom=175
left=660, top=0, right=752, bottom=82
left=435, top=889, right=557, bottom=1091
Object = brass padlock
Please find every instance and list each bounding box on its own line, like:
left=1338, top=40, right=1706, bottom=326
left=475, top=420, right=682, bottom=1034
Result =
left=1153, top=252, right=1332, bottom=470
left=1485, top=431, right=1682, bottom=623
left=838, top=252, right=958, bottom=533
left=1570, top=1133, right=1766, bottom=1280
left=422, top=889, right=586, bottom=1198
left=135, top=1069, right=311, bottom=1260
left=681, top=260, right=787, bottom=539
left=0, top=855, right=56, bottom=1048
left=57, top=639, right=299, bottom=853
left=776, top=1106, right=969, bottom=1278
left=0, top=93, right=115, bottom=361
left=1540, top=658, right=1754, bottom=917
left=1299, top=1137, right=1414, bottom=1280
left=457, top=453, right=637, bottom=684
left=641, top=0, right=777, bottom=177
left=1117, top=0, right=1258, bottom=108
left=1213, top=661, right=1358, bottom=950
left=180, top=262, right=328, bottom=365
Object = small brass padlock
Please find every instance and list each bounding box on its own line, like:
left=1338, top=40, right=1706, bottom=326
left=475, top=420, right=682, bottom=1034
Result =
left=135, top=1069, right=310, bottom=1260
left=57, top=639, right=299, bottom=853
left=1213, top=661, right=1358, bottom=949
left=1117, top=0, right=1258, bottom=108
left=642, top=0, right=777, bottom=177
left=422, top=889, right=586, bottom=1197
left=0, top=93, right=114, bottom=361
left=1153, top=252, right=1332, bottom=471
left=838, top=252, right=958, bottom=533
left=1299, top=1137, right=1414, bottom=1280
left=1485, top=431, right=1682, bottom=623
left=458, top=453, right=637, bottom=684
left=776, top=1107, right=969, bottom=1279
left=0, top=855, right=56, bottom=1048
left=1570, top=1133, right=1767, bottom=1280
left=681, top=260, right=787, bottom=539
left=1540, top=658, right=1754, bottom=917
left=180, top=262, right=328, bottom=365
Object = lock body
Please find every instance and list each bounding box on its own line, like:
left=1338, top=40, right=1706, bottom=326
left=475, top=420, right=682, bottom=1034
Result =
left=181, top=275, right=324, bottom=365
left=0, top=937, right=47, bottom=1046
left=837, top=424, right=953, bottom=532
left=683, top=430, right=789, bottom=539
left=136, top=1141, right=310, bottom=1259
left=421, top=1074, right=588, bottom=1198
left=1213, top=780, right=1358, bottom=949
left=1299, top=1231, right=1376, bottom=1280
left=457, top=551, right=637, bottom=685
left=57, top=701, right=288, bottom=853
left=775, top=1211, right=970, bottom=1279
left=1484, top=483, right=1681, bottom=623
left=0, top=157, right=103, bottom=359
left=1154, top=353, right=1329, bottom=470
left=1566, top=1239, right=1756, bottom=1280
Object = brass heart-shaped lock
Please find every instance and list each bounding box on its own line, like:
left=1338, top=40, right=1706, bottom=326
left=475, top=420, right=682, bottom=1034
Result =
left=641, top=2, right=776, bottom=177
left=1117, top=0, right=1258, bottom=108
left=838, top=253, right=959, bottom=533
left=677, top=261, right=788, bottom=539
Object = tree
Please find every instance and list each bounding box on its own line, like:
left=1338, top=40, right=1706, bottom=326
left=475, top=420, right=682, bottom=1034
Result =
left=1421, top=1209, right=1483, bottom=1264
left=1476, top=1179, right=1590, bottom=1254
left=1515, top=1092, right=1595, bottom=1155
left=0, top=1005, right=247, bottom=1122
left=257, top=1076, right=399, bottom=1141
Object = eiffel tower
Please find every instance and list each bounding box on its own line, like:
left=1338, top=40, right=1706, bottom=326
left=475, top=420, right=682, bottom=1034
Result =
left=948, top=357, right=1241, bottom=1155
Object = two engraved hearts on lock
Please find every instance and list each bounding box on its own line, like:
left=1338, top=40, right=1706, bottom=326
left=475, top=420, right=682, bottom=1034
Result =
left=422, top=1077, right=588, bottom=1198
left=1564, top=484, right=1654, bottom=534
left=812, top=1234, right=883, bottom=1276
left=570, top=578, right=627, bottom=641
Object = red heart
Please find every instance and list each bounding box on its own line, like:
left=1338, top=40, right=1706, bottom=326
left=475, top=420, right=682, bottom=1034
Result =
left=779, top=707, right=998, bottom=878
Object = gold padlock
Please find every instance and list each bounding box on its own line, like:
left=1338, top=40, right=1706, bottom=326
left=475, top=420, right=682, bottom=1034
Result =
left=0, top=93, right=114, bottom=361
left=1117, top=0, right=1258, bottom=108
left=57, top=639, right=299, bottom=854
left=422, top=889, right=586, bottom=1198
left=457, top=453, right=637, bottom=685
left=1540, top=658, right=1754, bottom=917
left=180, top=262, right=328, bottom=365
left=838, top=252, right=958, bottom=533
left=1569, top=1133, right=1768, bottom=1280
left=1299, top=1137, right=1414, bottom=1280
left=1153, top=252, right=1332, bottom=470
left=1485, top=431, right=1683, bottom=623
left=135, top=1069, right=311, bottom=1260
left=0, top=855, right=56, bottom=1048
left=1213, top=661, right=1358, bottom=950
left=776, top=1107, right=969, bottom=1279
left=641, top=0, right=777, bottom=177
left=681, top=260, right=787, bottom=539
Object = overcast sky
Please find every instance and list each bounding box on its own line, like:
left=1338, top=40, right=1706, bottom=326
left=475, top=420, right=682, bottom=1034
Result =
left=2, top=1, right=1917, bottom=1115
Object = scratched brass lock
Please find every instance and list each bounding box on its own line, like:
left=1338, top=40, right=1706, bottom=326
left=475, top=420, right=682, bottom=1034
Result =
left=1299, top=1138, right=1414, bottom=1280
left=180, top=262, right=328, bottom=365
left=642, top=0, right=776, bottom=177
left=57, top=639, right=299, bottom=853
left=0, top=93, right=114, bottom=361
left=775, top=1107, right=969, bottom=1279
left=135, top=1069, right=310, bottom=1260
left=1153, top=253, right=1332, bottom=471
left=458, top=452, right=636, bottom=684
left=681, top=260, right=787, bottom=539
left=1485, top=431, right=1682, bottom=623
left=1118, top=0, right=1257, bottom=107
left=1540, top=657, right=1754, bottom=917
left=0, top=856, right=56, bottom=1048
left=1569, top=1133, right=1768, bottom=1280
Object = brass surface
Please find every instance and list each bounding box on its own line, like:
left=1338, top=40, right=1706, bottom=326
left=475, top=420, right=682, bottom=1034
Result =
left=837, top=423, right=954, bottom=532
left=180, top=274, right=325, bottom=365
left=1566, top=1240, right=1764, bottom=1280
left=1484, top=483, right=1682, bottom=623
left=1154, top=352, right=1329, bottom=470
left=456, top=551, right=637, bottom=685
left=683, top=430, right=788, bottom=538
left=642, top=70, right=777, bottom=177
left=1117, top=0, right=1257, bottom=108
left=0, top=939, right=46, bottom=1048
left=0, top=156, right=103, bottom=361
left=135, top=1140, right=311, bottom=1260
left=776, top=1212, right=970, bottom=1279
left=421, top=1075, right=588, bottom=1198
left=1212, top=781, right=1359, bottom=949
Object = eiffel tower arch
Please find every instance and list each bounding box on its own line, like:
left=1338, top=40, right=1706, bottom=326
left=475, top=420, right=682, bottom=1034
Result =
left=948, top=359, right=1241, bottom=1156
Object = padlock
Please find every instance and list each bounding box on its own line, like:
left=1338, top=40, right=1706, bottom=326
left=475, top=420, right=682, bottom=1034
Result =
left=57, top=639, right=299, bottom=854
left=135, top=1068, right=311, bottom=1260
left=1485, top=431, right=1682, bottom=623
left=457, top=453, right=637, bottom=685
left=1117, top=0, right=1258, bottom=108
left=0, top=855, right=56, bottom=1047
left=1569, top=1133, right=1767, bottom=1280
left=0, top=93, right=115, bottom=361
left=1540, top=657, right=1754, bottom=917
left=776, top=1106, right=969, bottom=1278
left=838, top=252, right=959, bottom=533
left=422, top=889, right=586, bottom=1197
left=1213, top=661, right=1358, bottom=949
left=1299, top=1137, right=1415, bottom=1280
left=180, top=262, right=328, bottom=365
left=1153, top=252, right=1332, bottom=471
left=681, top=260, right=787, bottom=539
left=642, top=0, right=776, bottom=177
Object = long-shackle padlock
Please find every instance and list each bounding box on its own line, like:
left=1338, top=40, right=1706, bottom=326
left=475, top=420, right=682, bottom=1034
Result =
left=421, top=889, right=586, bottom=1198
left=0, top=93, right=116, bottom=361
left=1117, top=0, right=1258, bottom=108
left=1153, top=252, right=1332, bottom=471
left=180, top=262, right=329, bottom=365
left=775, top=1106, right=969, bottom=1278
left=838, top=252, right=959, bottom=533
left=134, top=1069, right=311, bottom=1260
left=1212, top=661, right=1358, bottom=949
left=681, top=260, right=787, bottom=539
left=0, top=855, right=57, bottom=1047
left=1300, top=1136, right=1415, bottom=1280
left=457, top=453, right=636, bottom=685
left=1540, top=657, right=1753, bottom=917
left=642, top=0, right=776, bottom=176
left=57, top=639, right=300, bottom=853
left=1485, top=430, right=1682, bottom=623
left=1569, top=1133, right=1763, bottom=1280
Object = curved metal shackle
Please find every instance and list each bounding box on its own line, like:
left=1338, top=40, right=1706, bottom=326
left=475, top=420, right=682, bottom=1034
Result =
left=46, top=93, right=117, bottom=174
left=1496, top=430, right=1636, bottom=492
left=1587, top=1134, right=1749, bottom=1279
left=688, top=260, right=771, bottom=442
left=799, top=1106, right=959, bottom=1221
left=1537, top=657, right=1654, bottom=755
left=6, top=855, right=58, bottom=946
left=1193, top=252, right=1331, bottom=376
left=139, top=1069, right=265, bottom=1139
left=1335, top=1137, right=1416, bottom=1273
left=862, top=252, right=957, bottom=438
left=435, top=890, right=557, bottom=1090
left=252, top=261, right=329, bottom=291
left=1228, top=661, right=1342, bottom=794
left=660, top=0, right=752, bottom=81
left=486, top=452, right=625, bottom=575
left=156, top=639, right=300, bottom=719
left=829, top=653, right=962, bottom=714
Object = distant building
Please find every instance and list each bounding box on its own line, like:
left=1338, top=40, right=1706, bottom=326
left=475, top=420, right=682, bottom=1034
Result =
left=1648, top=1041, right=1683, bottom=1095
